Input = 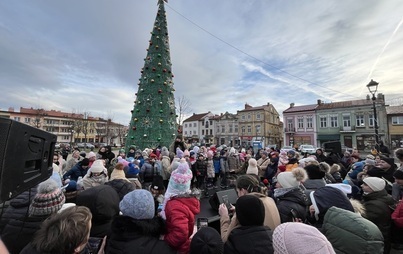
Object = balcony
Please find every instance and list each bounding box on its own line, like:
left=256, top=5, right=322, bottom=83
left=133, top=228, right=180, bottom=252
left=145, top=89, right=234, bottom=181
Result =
left=339, top=126, right=356, bottom=132
left=284, top=127, right=295, bottom=133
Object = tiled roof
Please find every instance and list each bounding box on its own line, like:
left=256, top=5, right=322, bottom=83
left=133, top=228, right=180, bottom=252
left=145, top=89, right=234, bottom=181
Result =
left=316, top=99, right=378, bottom=109
left=386, top=105, right=403, bottom=114
left=283, top=104, right=317, bottom=113
left=238, top=105, right=267, bottom=112
left=183, top=112, right=210, bottom=122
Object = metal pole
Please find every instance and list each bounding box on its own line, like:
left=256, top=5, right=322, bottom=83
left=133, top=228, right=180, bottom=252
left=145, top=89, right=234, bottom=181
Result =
left=372, top=95, right=379, bottom=151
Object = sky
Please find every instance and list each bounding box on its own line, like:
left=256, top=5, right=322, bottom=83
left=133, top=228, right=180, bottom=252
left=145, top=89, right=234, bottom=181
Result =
left=1, top=1, right=403, bottom=125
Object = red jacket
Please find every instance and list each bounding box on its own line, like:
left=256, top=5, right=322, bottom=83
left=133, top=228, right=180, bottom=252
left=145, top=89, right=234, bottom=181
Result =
left=392, top=201, right=403, bottom=228
left=164, top=196, right=200, bottom=254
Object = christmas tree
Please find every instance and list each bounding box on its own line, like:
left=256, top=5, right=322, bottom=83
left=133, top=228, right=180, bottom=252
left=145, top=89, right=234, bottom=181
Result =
left=125, top=0, right=178, bottom=151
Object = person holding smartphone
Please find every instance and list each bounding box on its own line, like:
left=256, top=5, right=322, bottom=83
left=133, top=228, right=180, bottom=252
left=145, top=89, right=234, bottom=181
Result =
left=219, top=175, right=281, bottom=242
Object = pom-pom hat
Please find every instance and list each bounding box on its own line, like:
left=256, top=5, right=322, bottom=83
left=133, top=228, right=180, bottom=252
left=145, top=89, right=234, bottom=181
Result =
left=29, top=179, right=65, bottom=216
left=277, top=167, right=307, bottom=188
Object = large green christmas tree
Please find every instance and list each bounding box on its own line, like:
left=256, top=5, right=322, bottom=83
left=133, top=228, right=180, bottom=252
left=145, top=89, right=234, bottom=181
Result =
left=125, top=0, right=178, bottom=151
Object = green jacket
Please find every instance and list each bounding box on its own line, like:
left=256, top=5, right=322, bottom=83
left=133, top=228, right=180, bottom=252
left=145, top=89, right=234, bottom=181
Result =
left=323, top=206, right=384, bottom=254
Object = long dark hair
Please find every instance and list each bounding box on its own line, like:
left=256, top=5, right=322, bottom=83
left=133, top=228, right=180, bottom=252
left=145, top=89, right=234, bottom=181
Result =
left=236, top=175, right=262, bottom=193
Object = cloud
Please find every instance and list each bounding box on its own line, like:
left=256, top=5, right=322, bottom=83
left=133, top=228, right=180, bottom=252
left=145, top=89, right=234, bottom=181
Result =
left=0, top=0, right=403, bottom=125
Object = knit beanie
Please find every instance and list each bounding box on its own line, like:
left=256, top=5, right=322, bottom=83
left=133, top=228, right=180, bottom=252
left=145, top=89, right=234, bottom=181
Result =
left=394, top=169, right=403, bottom=180
left=364, top=159, right=376, bottom=166
left=273, top=222, right=335, bottom=254
left=190, top=227, right=224, bottom=254
left=90, top=160, right=107, bottom=173
left=29, top=179, right=65, bottom=216
left=246, top=158, right=258, bottom=175
left=176, top=148, right=184, bottom=159
left=277, top=167, right=307, bottom=188
left=381, top=157, right=396, bottom=168
left=235, top=195, right=265, bottom=227
left=166, top=161, right=193, bottom=196
left=161, top=146, right=169, bottom=157
left=363, top=177, right=386, bottom=192
left=110, top=163, right=127, bottom=181
left=120, top=189, right=155, bottom=220
left=88, top=151, right=96, bottom=159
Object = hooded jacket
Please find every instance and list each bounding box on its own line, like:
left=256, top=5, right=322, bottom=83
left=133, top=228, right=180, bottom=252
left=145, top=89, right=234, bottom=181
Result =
left=164, top=195, right=200, bottom=253
left=76, top=185, right=120, bottom=237
left=274, top=187, right=309, bottom=223
left=323, top=206, right=384, bottom=254
left=224, top=226, right=274, bottom=254
left=106, top=216, right=176, bottom=254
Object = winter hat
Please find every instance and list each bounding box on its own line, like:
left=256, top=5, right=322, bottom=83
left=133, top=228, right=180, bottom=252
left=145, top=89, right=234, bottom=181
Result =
left=193, top=146, right=200, bottom=155
left=80, top=151, right=87, bottom=158
left=161, top=146, right=169, bottom=157
left=310, top=186, right=354, bottom=221
left=277, top=167, right=307, bottom=188
left=352, top=161, right=365, bottom=172
left=90, top=160, right=107, bottom=173
left=88, top=151, right=96, bottom=159
left=394, top=169, right=403, bottom=180
left=80, top=158, right=90, bottom=166
left=149, top=153, right=157, bottom=159
left=246, top=158, right=258, bottom=175
left=183, top=149, right=190, bottom=157
left=366, top=154, right=375, bottom=160
left=207, top=150, right=214, bottom=159
left=110, top=163, right=128, bottom=181
left=364, top=159, right=376, bottom=166
left=363, top=177, right=386, bottom=192
left=166, top=162, right=193, bottom=195
left=278, top=165, right=286, bottom=172
left=273, top=222, right=335, bottom=254
left=176, top=148, right=184, bottom=159
left=325, top=183, right=352, bottom=196
left=29, top=179, right=65, bottom=216
left=287, top=150, right=295, bottom=156
left=381, top=157, right=396, bottom=168
left=190, top=227, right=224, bottom=254
left=235, top=195, right=265, bottom=227
left=120, top=189, right=155, bottom=220
left=151, top=175, right=165, bottom=191
left=229, top=147, right=236, bottom=154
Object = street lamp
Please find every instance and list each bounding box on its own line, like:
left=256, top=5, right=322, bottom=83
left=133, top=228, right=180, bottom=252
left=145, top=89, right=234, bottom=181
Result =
left=366, top=79, right=379, bottom=151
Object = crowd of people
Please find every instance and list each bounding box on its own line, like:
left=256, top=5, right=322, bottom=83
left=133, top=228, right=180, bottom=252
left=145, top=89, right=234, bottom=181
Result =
left=1, top=135, right=403, bottom=254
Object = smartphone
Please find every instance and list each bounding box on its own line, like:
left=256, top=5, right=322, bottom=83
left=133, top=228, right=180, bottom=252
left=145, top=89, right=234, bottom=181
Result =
left=87, top=237, right=103, bottom=254
left=222, top=195, right=231, bottom=210
left=290, top=209, right=299, bottom=221
left=197, top=217, right=209, bottom=230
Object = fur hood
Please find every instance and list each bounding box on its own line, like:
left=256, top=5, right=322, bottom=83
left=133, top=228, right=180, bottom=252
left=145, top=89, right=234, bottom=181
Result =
left=329, top=164, right=341, bottom=175
left=349, top=198, right=366, bottom=217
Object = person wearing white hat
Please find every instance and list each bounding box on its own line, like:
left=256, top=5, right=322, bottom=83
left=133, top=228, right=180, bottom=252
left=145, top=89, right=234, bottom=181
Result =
left=361, top=177, right=395, bottom=253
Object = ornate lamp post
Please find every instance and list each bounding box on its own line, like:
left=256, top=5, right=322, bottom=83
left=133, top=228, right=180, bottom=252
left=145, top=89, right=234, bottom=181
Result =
left=366, top=79, right=379, bottom=151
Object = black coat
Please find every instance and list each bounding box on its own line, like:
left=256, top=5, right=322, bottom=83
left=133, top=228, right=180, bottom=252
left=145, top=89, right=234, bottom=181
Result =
left=224, top=226, right=274, bottom=254
left=0, top=187, right=37, bottom=234
left=76, top=185, right=120, bottom=238
left=105, top=179, right=135, bottom=200
left=275, top=188, right=308, bottom=223
left=1, top=215, right=47, bottom=254
left=106, top=216, right=176, bottom=254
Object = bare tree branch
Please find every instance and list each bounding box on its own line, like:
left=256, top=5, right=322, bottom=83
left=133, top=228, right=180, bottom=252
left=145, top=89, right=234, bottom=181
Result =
left=176, top=95, right=192, bottom=125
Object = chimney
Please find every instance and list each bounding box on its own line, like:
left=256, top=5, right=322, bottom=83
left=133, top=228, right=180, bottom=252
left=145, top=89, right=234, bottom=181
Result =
left=366, top=94, right=370, bottom=100
left=267, top=102, right=270, bottom=106
left=290, top=103, right=295, bottom=108
left=317, top=99, right=322, bottom=105
left=8, top=107, right=14, bottom=112
left=245, top=103, right=252, bottom=109
left=377, top=93, right=384, bottom=101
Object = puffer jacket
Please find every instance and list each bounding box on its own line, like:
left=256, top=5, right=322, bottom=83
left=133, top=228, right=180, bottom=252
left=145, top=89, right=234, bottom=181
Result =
left=105, top=179, right=136, bottom=200
left=224, top=226, right=273, bottom=254
left=227, top=154, right=240, bottom=172
left=323, top=206, right=384, bottom=254
left=164, top=195, right=200, bottom=254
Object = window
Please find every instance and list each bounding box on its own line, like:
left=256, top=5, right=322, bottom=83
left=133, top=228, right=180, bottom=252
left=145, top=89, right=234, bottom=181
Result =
left=216, top=125, right=220, bottom=133
left=356, top=115, right=364, bottom=127
left=287, top=119, right=293, bottom=130
left=298, top=117, right=304, bottom=129
left=202, top=130, right=205, bottom=135
left=320, top=116, right=327, bottom=128
left=241, top=115, right=245, bottom=120
left=247, top=125, right=251, bottom=133
left=25, top=117, right=31, bottom=123
left=241, top=126, right=245, bottom=134
left=193, top=123, right=196, bottom=127
left=343, top=115, right=351, bottom=127
left=392, top=116, right=403, bottom=125
left=256, top=114, right=261, bottom=120
left=235, top=125, right=238, bottom=133
left=306, top=116, right=313, bottom=128
left=247, top=114, right=251, bottom=120
left=184, top=131, right=187, bottom=135
left=229, top=124, right=233, bottom=133
left=368, top=114, right=374, bottom=127
left=221, top=126, right=225, bottom=133
left=14, top=117, right=20, bottom=121
left=205, top=121, right=209, bottom=128
left=210, top=120, right=212, bottom=125
left=256, top=125, right=261, bottom=134
left=210, top=129, right=213, bottom=135
left=189, top=131, right=192, bottom=135
left=184, top=123, right=187, bottom=128
left=330, top=115, right=338, bottom=128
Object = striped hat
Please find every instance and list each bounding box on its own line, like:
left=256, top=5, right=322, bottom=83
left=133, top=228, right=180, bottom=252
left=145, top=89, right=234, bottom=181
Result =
left=29, top=179, right=65, bottom=216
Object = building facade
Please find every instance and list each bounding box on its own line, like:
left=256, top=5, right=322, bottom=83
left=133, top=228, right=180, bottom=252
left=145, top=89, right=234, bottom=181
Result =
left=386, top=105, right=403, bottom=150
left=215, top=112, right=239, bottom=147
left=182, top=112, right=214, bottom=145
left=1, top=107, right=127, bottom=147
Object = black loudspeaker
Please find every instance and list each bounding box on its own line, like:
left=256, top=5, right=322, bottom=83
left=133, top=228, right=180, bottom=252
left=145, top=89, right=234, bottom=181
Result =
left=209, top=188, right=238, bottom=211
left=322, top=141, right=342, bottom=154
left=0, top=118, right=57, bottom=202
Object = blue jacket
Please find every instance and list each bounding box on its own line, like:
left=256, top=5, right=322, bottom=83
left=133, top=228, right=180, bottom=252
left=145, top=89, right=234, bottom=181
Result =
left=63, top=163, right=88, bottom=181
left=213, top=157, right=221, bottom=174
